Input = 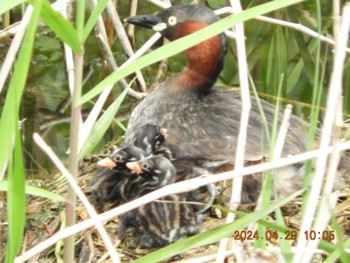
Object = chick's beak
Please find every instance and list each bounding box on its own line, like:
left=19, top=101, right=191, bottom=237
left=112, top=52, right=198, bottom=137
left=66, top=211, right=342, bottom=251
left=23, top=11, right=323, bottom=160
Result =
left=97, top=158, right=117, bottom=169
left=126, top=161, right=143, bottom=173
left=126, top=14, right=166, bottom=32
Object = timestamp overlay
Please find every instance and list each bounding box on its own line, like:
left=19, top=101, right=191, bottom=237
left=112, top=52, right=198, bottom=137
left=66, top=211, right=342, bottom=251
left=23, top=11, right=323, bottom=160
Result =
left=232, top=230, right=335, bottom=241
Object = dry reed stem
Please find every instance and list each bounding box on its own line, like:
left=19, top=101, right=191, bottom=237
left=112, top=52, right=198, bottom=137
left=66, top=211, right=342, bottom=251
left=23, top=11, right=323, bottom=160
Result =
left=216, top=1, right=250, bottom=262
left=127, top=0, right=138, bottom=42
left=105, top=1, right=147, bottom=91
left=146, top=0, right=172, bottom=8
left=60, top=5, right=84, bottom=143
left=33, top=134, right=120, bottom=263
left=77, top=0, right=146, bottom=154
left=96, top=32, right=144, bottom=99
left=0, top=0, right=76, bottom=93
left=215, top=8, right=350, bottom=53
left=14, top=139, right=350, bottom=262
left=294, top=3, right=350, bottom=263
left=255, top=15, right=350, bottom=53
left=76, top=31, right=160, bottom=153
left=270, top=103, right=292, bottom=199
left=0, top=6, right=33, bottom=94
left=273, top=104, right=292, bottom=159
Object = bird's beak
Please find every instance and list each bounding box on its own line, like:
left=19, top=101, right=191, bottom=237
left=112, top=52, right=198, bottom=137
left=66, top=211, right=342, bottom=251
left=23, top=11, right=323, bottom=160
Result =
left=97, top=158, right=117, bottom=169
left=126, top=161, right=143, bottom=173
left=126, top=14, right=167, bottom=32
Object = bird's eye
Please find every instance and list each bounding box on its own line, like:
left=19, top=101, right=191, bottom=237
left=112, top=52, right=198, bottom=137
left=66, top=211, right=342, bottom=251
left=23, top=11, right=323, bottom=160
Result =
left=114, top=155, right=123, bottom=162
left=141, top=162, right=150, bottom=170
left=168, top=16, right=177, bottom=26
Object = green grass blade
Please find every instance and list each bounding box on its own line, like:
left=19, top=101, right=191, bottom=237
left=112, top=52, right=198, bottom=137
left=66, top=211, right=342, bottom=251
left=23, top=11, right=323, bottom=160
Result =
left=79, top=88, right=128, bottom=158
left=6, top=125, right=26, bottom=263
left=0, top=181, right=65, bottom=202
left=134, top=189, right=304, bottom=263
left=0, top=0, right=25, bottom=15
left=26, top=0, right=82, bottom=53
left=80, top=0, right=304, bottom=104
left=83, top=0, right=109, bottom=42
left=343, top=58, right=350, bottom=115
left=0, top=0, right=42, bottom=188
left=323, top=238, right=350, bottom=262
left=287, top=60, right=304, bottom=95
left=1, top=0, right=42, bottom=260
left=266, top=27, right=288, bottom=98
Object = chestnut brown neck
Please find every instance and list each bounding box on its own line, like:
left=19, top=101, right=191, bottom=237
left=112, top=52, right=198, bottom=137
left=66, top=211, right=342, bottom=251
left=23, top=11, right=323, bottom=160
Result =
left=170, top=21, right=225, bottom=91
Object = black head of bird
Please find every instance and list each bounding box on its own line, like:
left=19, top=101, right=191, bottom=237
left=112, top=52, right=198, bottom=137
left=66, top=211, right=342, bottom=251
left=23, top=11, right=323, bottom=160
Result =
left=126, top=155, right=176, bottom=194
left=132, top=124, right=165, bottom=155
left=126, top=4, right=226, bottom=90
left=97, top=145, right=146, bottom=170
left=90, top=146, right=147, bottom=206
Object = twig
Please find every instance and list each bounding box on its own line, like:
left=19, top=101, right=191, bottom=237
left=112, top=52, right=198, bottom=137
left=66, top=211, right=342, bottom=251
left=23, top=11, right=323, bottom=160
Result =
left=127, top=0, right=138, bottom=44
left=33, top=133, right=120, bottom=263
left=105, top=1, right=147, bottom=91
left=78, top=0, right=146, bottom=154
left=14, top=139, right=350, bottom=262
left=255, top=15, right=350, bottom=52
left=214, top=8, right=350, bottom=53
left=121, top=32, right=163, bottom=69
left=88, top=0, right=144, bottom=99
left=96, top=33, right=145, bottom=99
left=145, top=0, right=172, bottom=8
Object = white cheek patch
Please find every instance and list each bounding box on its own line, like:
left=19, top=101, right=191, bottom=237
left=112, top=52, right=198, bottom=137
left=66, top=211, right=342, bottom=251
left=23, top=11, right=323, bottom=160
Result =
left=152, top=22, right=167, bottom=31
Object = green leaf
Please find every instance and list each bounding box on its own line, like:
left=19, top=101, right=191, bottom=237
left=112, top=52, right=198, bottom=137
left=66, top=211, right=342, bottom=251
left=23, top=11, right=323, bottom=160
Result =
left=79, top=87, right=129, bottom=158
left=80, top=0, right=305, bottom=104
left=207, top=0, right=226, bottom=9
left=323, top=238, right=350, bottom=262
left=266, top=27, right=288, bottom=98
left=83, top=0, right=109, bottom=42
left=0, top=181, right=65, bottom=202
left=0, top=0, right=42, bottom=191
left=0, top=0, right=25, bottom=16
left=287, top=60, right=304, bottom=94
left=26, top=0, right=82, bottom=53
left=3, top=0, right=43, bottom=260
left=6, top=125, right=26, bottom=263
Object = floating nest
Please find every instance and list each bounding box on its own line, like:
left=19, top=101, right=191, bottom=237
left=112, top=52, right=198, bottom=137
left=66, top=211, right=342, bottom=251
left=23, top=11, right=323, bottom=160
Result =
left=1, top=148, right=350, bottom=262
